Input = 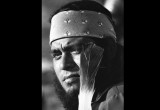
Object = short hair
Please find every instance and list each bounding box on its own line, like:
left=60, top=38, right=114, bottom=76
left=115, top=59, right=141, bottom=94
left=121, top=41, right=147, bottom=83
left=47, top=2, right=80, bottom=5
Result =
left=49, top=0, right=115, bottom=27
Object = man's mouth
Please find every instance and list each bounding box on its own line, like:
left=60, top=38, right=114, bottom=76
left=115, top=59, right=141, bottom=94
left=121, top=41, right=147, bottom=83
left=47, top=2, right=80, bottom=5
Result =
left=64, top=74, right=80, bottom=84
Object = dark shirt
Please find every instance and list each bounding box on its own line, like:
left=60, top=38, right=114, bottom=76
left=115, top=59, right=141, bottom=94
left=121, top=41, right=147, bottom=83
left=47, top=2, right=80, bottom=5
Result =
left=92, top=83, right=124, bottom=110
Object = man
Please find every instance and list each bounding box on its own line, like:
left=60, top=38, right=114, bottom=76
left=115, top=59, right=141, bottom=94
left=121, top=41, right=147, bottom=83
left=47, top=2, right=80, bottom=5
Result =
left=49, top=1, right=123, bottom=110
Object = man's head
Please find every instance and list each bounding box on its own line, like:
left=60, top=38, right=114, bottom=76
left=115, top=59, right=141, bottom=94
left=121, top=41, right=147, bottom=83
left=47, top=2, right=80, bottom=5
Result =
left=49, top=0, right=117, bottom=109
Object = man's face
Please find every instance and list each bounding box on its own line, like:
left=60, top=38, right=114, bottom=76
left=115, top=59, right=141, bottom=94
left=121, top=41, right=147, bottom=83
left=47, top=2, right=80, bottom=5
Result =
left=51, top=37, right=92, bottom=93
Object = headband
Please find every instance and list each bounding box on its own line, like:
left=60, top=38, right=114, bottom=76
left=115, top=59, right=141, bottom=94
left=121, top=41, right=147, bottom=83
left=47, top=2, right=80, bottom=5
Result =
left=49, top=10, right=116, bottom=45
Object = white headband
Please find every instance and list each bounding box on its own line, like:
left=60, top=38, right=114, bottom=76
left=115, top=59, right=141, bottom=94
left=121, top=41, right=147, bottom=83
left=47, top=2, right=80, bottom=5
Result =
left=49, top=10, right=116, bottom=44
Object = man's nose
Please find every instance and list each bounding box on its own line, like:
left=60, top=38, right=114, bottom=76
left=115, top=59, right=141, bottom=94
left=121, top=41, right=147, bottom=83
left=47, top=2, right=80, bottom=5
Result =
left=60, top=53, right=79, bottom=71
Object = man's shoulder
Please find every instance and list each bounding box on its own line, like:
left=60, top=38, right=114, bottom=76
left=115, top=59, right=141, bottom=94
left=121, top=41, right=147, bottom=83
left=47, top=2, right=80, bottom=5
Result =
left=106, top=84, right=124, bottom=99
left=92, top=83, right=124, bottom=110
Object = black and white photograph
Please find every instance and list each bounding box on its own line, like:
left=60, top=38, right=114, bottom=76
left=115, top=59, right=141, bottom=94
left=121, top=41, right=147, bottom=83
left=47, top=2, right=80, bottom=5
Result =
left=42, top=0, right=124, bottom=110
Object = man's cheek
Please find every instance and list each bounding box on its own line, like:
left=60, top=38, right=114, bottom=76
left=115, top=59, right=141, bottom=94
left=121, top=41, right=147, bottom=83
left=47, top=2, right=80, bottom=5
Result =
left=53, top=61, right=60, bottom=71
left=53, top=62, right=61, bottom=81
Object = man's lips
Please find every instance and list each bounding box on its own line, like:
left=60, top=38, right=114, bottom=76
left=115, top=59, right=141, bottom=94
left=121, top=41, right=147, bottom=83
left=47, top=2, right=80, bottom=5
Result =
left=63, top=74, right=80, bottom=82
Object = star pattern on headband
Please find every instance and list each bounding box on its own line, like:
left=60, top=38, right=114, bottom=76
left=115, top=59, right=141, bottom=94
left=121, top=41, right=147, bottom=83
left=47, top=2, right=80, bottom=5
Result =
left=50, top=10, right=117, bottom=44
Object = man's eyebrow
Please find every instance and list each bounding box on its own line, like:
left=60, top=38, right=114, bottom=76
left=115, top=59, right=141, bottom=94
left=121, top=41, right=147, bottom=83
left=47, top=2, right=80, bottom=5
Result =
left=61, top=45, right=74, bottom=51
left=50, top=45, right=75, bottom=53
left=50, top=49, right=60, bottom=54
left=61, top=42, right=83, bottom=51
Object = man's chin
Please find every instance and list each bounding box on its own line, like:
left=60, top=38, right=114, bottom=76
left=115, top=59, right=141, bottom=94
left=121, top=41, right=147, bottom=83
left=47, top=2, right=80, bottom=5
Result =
left=65, top=82, right=80, bottom=93
left=53, top=75, right=79, bottom=110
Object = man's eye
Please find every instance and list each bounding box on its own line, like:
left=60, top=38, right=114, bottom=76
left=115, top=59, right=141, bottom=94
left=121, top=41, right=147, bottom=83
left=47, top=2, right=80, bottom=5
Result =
left=53, top=54, right=61, bottom=60
left=72, top=50, right=80, bottom=54
left=51, top=53, right=61, bottom=60
left=71, top=48, right=82, bottom=54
